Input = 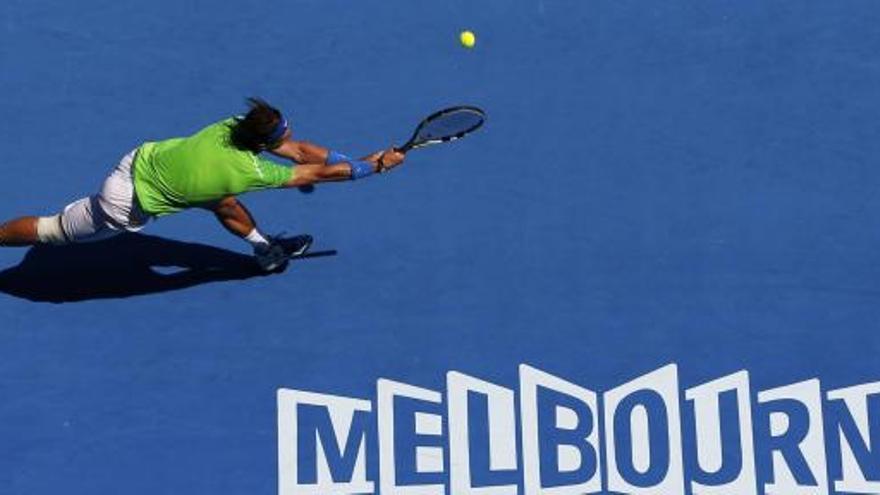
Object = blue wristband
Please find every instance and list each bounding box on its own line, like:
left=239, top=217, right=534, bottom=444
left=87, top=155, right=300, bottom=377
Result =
left=326, top=150, right=351, bottom=165
left=350, top=160, right=374, bottom=180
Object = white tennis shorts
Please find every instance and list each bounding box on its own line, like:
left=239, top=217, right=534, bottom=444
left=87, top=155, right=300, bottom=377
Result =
left=59, top=148, right=152, bottom=243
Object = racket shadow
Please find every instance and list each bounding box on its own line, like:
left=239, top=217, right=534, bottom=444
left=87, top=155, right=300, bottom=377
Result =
left=0, top=233, right=336, bottom=303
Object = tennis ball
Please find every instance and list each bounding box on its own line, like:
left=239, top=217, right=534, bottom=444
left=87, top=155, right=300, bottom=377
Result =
left=460, top=30, right=476, bottom=49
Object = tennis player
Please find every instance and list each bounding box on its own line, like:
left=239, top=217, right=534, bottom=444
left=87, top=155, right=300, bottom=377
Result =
left=0, top=98, right=405, bottom=271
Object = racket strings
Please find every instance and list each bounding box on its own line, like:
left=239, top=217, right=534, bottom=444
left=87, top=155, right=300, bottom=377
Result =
left=416, top=109, right=484, bottom=142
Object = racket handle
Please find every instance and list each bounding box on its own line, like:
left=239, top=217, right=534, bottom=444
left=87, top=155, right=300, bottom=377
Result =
left=377, top=146, right=405, bottom=173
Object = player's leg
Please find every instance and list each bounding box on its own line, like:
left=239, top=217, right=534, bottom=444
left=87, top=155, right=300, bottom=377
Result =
left=209, top=196, right=258, bottom=239
left=98, top=148, right=150, bottom=232
left=1, top=150, right=148, bottom=248
left=207, top=196, right=285, bottom=271
left=206, top=196, right=310, bottom=271
left=60, top=197, right=121, bottom=243
left=0, top=216, right=40, bottom=246
left=0, top=196, right=119, bottom=247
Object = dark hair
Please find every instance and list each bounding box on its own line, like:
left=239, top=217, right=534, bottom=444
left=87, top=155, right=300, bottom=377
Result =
left=229, top=97, right=284, bottom=152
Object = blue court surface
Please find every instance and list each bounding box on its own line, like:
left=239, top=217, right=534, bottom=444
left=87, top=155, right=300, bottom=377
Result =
left=2, top=1, right=880, bottom=494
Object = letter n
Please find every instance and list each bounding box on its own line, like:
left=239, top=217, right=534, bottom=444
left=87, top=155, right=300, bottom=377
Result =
left=827, top=381, right=880, bottom=494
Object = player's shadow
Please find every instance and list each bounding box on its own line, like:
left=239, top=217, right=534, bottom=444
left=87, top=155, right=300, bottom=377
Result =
left=0, top=233, right=336, bottom=303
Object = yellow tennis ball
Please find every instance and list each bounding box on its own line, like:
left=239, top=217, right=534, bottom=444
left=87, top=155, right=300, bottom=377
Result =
left=460, top=30, right=476, bottom=49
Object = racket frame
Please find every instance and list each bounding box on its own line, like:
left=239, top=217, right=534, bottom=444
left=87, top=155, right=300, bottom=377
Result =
left=397, top=105, right=486, bottom=153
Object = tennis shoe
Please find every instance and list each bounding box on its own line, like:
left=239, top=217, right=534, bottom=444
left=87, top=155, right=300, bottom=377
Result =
left=254, top=242, right=287, bottom=272
left=253, top=234, right=313, bottom=272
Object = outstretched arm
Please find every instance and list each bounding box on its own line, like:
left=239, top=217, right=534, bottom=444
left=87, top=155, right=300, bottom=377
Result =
left=284, top=149, right=405, bottom=188
left=269, top=139, right=329, bottom=164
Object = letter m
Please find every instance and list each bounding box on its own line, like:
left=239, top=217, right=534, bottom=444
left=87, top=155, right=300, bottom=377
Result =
left=278, top=389, right=374, bottom=495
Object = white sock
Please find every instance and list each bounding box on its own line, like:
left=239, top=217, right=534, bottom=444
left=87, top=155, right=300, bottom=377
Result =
left=244, top=228, right=270, bottom=248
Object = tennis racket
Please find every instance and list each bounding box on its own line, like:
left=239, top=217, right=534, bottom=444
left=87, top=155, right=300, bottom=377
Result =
left=299, top=106, right=485, bottom=192
left=395, top=105, right=486, bottom=153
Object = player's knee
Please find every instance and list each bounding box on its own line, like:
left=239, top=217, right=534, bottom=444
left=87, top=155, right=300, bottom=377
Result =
left=216, top=196, right=239, bottom=208
left=36, top=215, right=69, bottom=245
left=210, top=196, right=240, bottom=216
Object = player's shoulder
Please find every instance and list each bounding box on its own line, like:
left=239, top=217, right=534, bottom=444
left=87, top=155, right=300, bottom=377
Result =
left=190, top=117, right=240, bottom=150
left=200, top=116, right=238, bottom=135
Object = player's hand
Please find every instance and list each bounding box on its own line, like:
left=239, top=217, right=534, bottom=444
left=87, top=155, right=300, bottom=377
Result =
left=362, top=150, right=384, bottom=164
left=378, top=148, right=405, bottom=172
